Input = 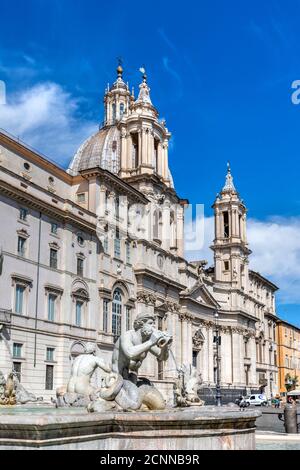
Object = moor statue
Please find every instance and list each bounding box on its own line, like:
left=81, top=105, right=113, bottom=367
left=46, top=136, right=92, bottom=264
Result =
left=89, top=312, right=173, bottom=412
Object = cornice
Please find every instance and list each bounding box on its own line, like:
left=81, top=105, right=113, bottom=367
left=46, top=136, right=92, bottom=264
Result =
left=0, top=130, right=73, bottom=184
left=0, top=178, right=97, bottom=234
left=79, top=167, right=149, bottom=205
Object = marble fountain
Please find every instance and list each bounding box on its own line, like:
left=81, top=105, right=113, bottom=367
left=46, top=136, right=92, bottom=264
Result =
left=0, top=312, right=261, bottom=450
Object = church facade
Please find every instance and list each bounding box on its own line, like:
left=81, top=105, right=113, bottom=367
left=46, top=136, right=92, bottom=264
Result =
left=0, top=65, right=279, bottom=402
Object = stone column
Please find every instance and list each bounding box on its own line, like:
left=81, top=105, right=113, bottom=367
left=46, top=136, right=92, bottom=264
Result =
left=162, top=141, right=169, bottom=180
left=162, top=200, right=171, bottom=251
left=164, top=142, right=169, bottom=180
left=221, top=331, right=232, bottom=384
left=126, top=133, right=132, bottom=169
left=187, top=318, right=193, bottom=365
left=120, top=128, right=127, bottom=173
left=202, top=327, right=209, bottom=383
left=168, top=312, right=178, bottom=377
left=180, top=315, right=189, bottom=365
left=108, top=191, right=116, bottom=224
left=138, top=129, right=142, bottom=167
left=249, top=337, right=257, bottom=386
left=208, top=328, right=214, bottom=384
left=231, top=331, right=244, bottom=387
left=164, top=312, right=175, bottom=379
left=141, top=128, right=147, bottom=166
left=157, top=142, right=163, bottom=176
left=147, top=129, right=153, bottom=166
left=98, top=185, right=106, bottom=218
left=177, top=205, right=184, bottom=257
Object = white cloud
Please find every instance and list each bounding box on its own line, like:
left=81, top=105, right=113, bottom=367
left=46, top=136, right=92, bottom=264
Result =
left=185, top=214, right=300, bottom=305
left=248, top=217, right=300, bottom=304
left=0, top=82, right=98, bottom=167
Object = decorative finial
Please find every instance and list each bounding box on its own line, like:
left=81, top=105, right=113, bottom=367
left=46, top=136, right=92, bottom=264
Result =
left=222, top=162, right=236, bottom=193
left=117, top=57, right=123, bottom=78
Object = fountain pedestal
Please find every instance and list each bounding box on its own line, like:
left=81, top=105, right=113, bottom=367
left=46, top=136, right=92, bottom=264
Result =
left=0, top=405, right=261, bottom=450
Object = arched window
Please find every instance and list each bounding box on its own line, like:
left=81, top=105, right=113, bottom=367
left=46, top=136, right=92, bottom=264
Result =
left=112, top=103, right=116, bottom=122
left=112, top=289, right=122, bottom=341
left=131, top=133, right=138, bottom=168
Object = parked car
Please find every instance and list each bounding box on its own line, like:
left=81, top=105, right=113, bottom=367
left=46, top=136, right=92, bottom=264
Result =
left=244, top=394, right=268, bottom=406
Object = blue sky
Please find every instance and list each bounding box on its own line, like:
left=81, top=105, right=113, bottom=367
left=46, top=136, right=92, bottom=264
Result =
left=0, top=0, right=300, bottom=324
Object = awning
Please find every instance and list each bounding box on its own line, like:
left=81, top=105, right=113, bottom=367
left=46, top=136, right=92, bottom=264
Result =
left=287, top=390, right=300, bottom=396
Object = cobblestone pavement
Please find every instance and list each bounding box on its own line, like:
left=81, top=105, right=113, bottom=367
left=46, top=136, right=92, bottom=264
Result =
left=255, top=405, right=300, bottom=433
left=256, top=432, right=300, bottom=450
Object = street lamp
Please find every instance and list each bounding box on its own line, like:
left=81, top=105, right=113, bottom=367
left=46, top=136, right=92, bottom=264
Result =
left=214, top=311, right=222, bottom=407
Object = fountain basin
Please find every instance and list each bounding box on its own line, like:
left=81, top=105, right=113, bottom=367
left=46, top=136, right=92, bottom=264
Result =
left=0, top=405, right=261, bottom=450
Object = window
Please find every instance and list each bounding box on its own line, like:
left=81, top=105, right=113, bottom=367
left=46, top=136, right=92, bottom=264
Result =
left=120, top=103, right=125, bottom=117
left=50, top=248, right=58, bottom=269
left=153, top=210, right=162, bottom=241
left=45, top=365, right=54, bottom=390
left=112, top=103, right=116, bottom=122
left=15, top=284, right=25, bottom=314
left=103, top=236, right=109, bottom=254
left=154, top=139, right=159, bottom=172
left=77, top=257, right=84, bottom=277
left=48, top=176, right=55, bottom=185
left=223, top=211, right=230, bottom=238
left=13, top=362, right=21, bottom=382
left=112, top=289, right=122, bottom=341
left=77, top=193, right=86, bottom=203
left=285, top=355, right=289, bottom=368
left=13, top=343, right=22, bottom=358
left=126, top=241, right=131, bottom=264
left=23, top=162, right=30, bottom=171
left=192, top=350, right=198, bottom=368
left=75, top=300, right=83, bottom=327
left=51, top=223, right=58, bottom=235
left=244, top=339, right=248, bottom=358
left=105, top=190, right=110, bottom=210
left=126, top=306, right=131, bottom=331
left=19, top=208, right=28, bottom=221
left=77, top=234, right=84, bottom=246
left=48, top=294, right=56, bottom=322
left=224, top=261, right=229, bottom=271
left=103, top=299, right=109, bottom=332
left=46, top=347, right=55, bottom=362
left=115, top=195, right=120, bottom=219
left=17, top=236, right=26, bottom=256
left=131, top=133, right=139, bottom=168
left=114, top=230, right=121, bottom=259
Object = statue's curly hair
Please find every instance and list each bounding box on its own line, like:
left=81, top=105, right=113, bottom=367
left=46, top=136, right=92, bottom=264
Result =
left=133, top=312, right=155, bottom=331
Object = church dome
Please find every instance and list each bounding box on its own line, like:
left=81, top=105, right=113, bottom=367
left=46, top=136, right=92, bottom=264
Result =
left=68, top=125, right=121, bottom=175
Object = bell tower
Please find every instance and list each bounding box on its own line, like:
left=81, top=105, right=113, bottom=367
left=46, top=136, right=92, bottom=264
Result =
left=118, top=69, right=172, bottom=186
left=103, top=62, right=133, bottom=126
left=211, top=164, right=251, bottom=290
